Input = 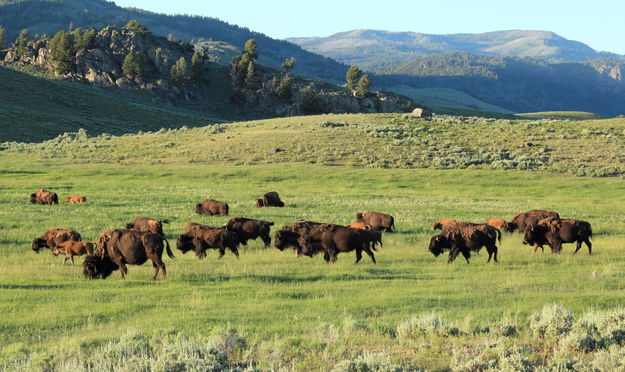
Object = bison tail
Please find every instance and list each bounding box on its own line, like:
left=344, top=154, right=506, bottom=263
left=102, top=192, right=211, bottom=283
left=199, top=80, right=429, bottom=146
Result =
left=495, top=228, right=502, bottom=243
left=164, top=238, right=175, bottom=259
left=161, top=219, right=170, bottom=224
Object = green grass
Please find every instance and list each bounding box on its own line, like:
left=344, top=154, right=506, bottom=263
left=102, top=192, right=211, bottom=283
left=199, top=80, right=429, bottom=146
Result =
left=517, top=111, right=604, bottom=120
left=1, top=151, right=625, bottom=369
left=0, top=65, right=235, bottom=142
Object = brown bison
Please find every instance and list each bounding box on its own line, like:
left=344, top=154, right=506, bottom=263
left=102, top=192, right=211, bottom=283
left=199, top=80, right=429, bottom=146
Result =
left=508, top=210, right=560, bottom=233
left=432, top=219, right=457, bottom=230
left=274, top=220, right=323, bottom=257
left=32, top=228, right=81, bottom=253
left=255, top=191, right=284, bottom=207
left=523, top=218, right=592, bottom=254
left=196, top=198, right=229, bottom=216
left=29, top=189, right=58, bottom=205
left=485, top=218, right=510, bottom=231
left=356, top=211, right=395, bottom=232
left=126, top=216, right=169, bottom=237
left=298, top=223, right=377, bottom=264
left=83, top=229, right=174, bottom=280
left=66, top=195, right=86, bottom=203
left=52, top=241, right=95, bottom=265
left=225, top=217, right=274, bottom=247
left=428, top=223, right=501, bottom=264
left=347, top=222, right=372, bottom=230
left=177, top=224, right=240, bottom=259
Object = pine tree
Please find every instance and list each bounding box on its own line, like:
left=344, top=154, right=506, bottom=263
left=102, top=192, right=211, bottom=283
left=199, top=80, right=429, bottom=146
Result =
left=243, top=39, right=257, bottom=61
left=346, top=65, right=363, bottom=91
left=171, top=57, right=190, bottom=86
left=245, top=61, right=260, bottom=90
left=122, top=51, right=144, bottom=79
left=275, top=75, right=293, bottom=100
left=50, top=30, right=75, bottom=74
left=190, top=51, right=203, bottom=83
left=355, top=74, right=372, bottom=99
left=124, top=20, right=147, bottom=33
left=281, top=57, right=296, bottom=75
left=14, top=29, right=29, bottom=59
left=0, top=26, right=6, bottom=50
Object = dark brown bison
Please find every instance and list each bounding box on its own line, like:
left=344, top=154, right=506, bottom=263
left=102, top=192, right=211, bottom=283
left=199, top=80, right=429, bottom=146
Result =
left=523, top=218, right=592, bottom=254
left=428, top=223, right=500, bottom=264
left=29, top=189, right=58, bottom=205
left=225, top=217, right=274, bottom=247
left=274, top=220, right=324, bottom=257
left=177, top=225, right=240, bottom=259
left=432, top=219, right=457, bottom=230
left=32, top=228, right=81, bottom=253
left=298, top=223, right=377, bottom=264
left=485, top=218, right=511, bottom=232
left=83, top=229, right=174, bottom=280
left=126, top=216, right=169, bottom=237
left=196, top=198, right=229, bottom=216
left=356, top=211, right=395, bottom=232
left=508, top=210, right=560, bottom=233
left=52, top=241, right=95, bottom=265
left=256, top=191, right=284, bottom=207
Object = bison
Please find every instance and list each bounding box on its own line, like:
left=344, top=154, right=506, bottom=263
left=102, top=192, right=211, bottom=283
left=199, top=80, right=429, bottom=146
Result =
left=508, top=210, right=560, bottom=233
left=196, top=198, right=229, bottom=216
left=52, top=240, right=95, bottom=265
left=29, top=189, right=58, bottom=205
left=432, top=219, right=457, bottom=230
left=32, top=228, right=81, bottom=253
left=66, top=195, right=86, bottom=203
left=126, top=216, right=169, bottom=237
left=485, top=218, right=510, bottom=231
left=523, top=218, right=592, bottom=254
left=274, top=220, right=324, bottom=257
left=83, top=229, right=174, bottom=280
left=356, top=211, right=395, bottom=232
left=177, top=225, right=240, bottom=259
left=298, top=223, right=377, bottom=264
left=428, top=223, right=500, bottom=264
left=256, top=191, right=284, bottom=207
left=225, top=217, right=274, bottom=247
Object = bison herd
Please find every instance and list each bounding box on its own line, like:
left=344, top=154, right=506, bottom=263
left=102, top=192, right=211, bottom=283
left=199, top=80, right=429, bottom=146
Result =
left=28, top=188, right=593, bottom=280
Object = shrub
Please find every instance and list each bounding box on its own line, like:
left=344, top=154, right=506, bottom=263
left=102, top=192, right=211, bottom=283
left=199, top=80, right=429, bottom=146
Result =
left=332, top=352, right=420, bottom=372
left=529, top=304, right=574, bottom=341
left=397, top=314, right=460, bottom=339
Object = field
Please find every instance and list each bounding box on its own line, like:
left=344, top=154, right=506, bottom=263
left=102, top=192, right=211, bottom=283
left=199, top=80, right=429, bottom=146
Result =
left=2, top=129, right=625, bottom=370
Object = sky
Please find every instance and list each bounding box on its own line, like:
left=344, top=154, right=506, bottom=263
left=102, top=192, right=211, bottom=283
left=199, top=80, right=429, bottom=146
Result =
left=112, top=0, right=625, bottom=54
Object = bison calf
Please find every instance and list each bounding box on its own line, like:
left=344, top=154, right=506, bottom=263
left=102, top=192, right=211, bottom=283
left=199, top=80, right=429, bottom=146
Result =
left=66, top=195, right=86, bottom=203
left=52, top=241, right=95, bottom=265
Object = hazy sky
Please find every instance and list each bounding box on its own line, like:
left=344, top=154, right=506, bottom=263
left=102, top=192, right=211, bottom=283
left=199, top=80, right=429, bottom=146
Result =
left=113, top=0, right=625, bottom=54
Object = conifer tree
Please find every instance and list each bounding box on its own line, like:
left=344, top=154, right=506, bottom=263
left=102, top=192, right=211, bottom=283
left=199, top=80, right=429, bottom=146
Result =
left=50, top=30, right=75, bottom=74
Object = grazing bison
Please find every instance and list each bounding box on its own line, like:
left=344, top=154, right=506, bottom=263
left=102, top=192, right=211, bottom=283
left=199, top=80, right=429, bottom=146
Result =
left=32, top=228, right=81, bottom=253
left=225, top=217, right=274, bottom=247
left=52, top=241, right=95, bottom=265
left=29, top=189, right=58, bottom=205
left=298, top=223, right=377, bottom=264
left=485, top=218, right=510, bottom=232
left=256, top=191, right=284, bottom=207
left=432, top=219, right=457, bottom=230
left=126, top=216, right=169, bottom=237
left=356, top=211, right=395, bottom=232
left=196, top=198, right=229, bottom=216
left=523, top=218, right=592, bottom=254
left=508, top=210, right=560, bottom=233
left=83, top=229, right=174, bottom=280
left=177, top=225, right=240, bottom=259
left=428, top=223, right=500, bottom=264
left=66, top=195, right=86, bottom=203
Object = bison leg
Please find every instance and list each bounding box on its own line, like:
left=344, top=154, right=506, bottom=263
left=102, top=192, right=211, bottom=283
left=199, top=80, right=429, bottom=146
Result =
left=63, top=256, right=69, bottom=265
left=119, top=262, right=128, bottom=280
left=217, top=248, right=226, bottom=259
left=150, top=256, right=167, bottom=280
left=261, top=233, right=271, bottom=248
left=574, top=240, right=583, bottom=255
left=363, top=245, right=377, bottom=264
left=447, top=249, right=460, bottom=264
left=585, top=239, right=592, bottom=254
left=230, top=246, right=240, bottom=259
left=354, top=248, right=363, bottom=264
left=70, top=254, right=75, bottom=266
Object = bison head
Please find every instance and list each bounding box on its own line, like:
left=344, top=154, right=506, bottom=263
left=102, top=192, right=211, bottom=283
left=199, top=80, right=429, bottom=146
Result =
left=432, top=222, right=443, bottom=230
left=428, top=235, right=450, bottom=257
left=31, top=238, right=48, bottom=252
left=82, top=255, right=117, bottom=279
left=506, top=222, right=519, bottom=233
left=29, top=193, right=38, bottom=204
left=222, top=204, right=229, bottom=216
left=195, top=203, right=205, bottom=215
left=356, top=213, right=364, bottom=222
left=274, top=230, right=298, bottom=251
left=176, top=234, right=206, bottom=259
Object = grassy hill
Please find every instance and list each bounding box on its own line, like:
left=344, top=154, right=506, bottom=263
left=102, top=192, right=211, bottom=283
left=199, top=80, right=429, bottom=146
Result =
left=387, top=85, right=515, bottom=113
left=0, top=65, right=236, bottom=142
left=1, top=145, right=625, bottom=369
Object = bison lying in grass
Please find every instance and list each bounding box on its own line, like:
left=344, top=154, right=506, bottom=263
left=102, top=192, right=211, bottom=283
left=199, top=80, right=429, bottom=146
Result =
left=83, top=229, right=174, bottom=280
left=29, top=189, right=58, bottom=205
left=196, top=198, right=229, bottom=216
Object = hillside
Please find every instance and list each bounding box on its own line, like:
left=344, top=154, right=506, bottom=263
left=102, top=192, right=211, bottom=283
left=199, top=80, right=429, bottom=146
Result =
left=4, top=113, right=624, bottom=177
left=0, top=0, right=348, bottom=82
left=0, top=65, right=227, bottom=142
left=375, top=53, right=625, bottom=116
left=289, top=29, right=625, bottom=69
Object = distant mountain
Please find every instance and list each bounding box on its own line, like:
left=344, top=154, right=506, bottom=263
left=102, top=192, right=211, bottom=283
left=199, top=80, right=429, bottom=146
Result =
left=288, top=30, right=625, bottom=69
left=0, top=0, right=347, bottom=82
left=374, top=53, right=625, bottom=116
